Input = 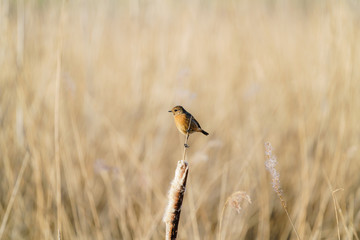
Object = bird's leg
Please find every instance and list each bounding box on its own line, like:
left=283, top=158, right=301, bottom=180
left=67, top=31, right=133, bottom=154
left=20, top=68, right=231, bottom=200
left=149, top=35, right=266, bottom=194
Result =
left=184, top=133, right=190, bottom=148
left=184, top=116, right=192, bottom=148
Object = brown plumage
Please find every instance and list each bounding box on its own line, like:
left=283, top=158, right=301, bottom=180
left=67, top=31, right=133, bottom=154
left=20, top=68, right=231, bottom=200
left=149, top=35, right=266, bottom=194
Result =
left=168, top=106, right=209, bottom=136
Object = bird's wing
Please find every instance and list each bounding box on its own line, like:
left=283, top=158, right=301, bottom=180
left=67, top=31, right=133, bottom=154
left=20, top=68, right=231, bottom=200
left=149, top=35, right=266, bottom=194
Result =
left=191, top=116, right=202, bottom=129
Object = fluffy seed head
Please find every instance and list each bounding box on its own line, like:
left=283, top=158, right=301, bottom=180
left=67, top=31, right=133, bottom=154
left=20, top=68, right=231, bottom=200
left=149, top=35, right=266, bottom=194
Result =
left=264, top=142, right=285, bottom=205
left=228, top=191, right=252, bottom=214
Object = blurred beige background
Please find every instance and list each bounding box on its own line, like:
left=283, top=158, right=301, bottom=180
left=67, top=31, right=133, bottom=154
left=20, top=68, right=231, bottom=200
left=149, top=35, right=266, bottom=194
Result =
left=0, top=0, right=360, bottom=239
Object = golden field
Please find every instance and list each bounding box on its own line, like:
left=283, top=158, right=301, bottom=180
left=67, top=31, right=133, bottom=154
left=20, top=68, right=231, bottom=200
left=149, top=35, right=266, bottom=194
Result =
left=1, top=0, right=360, bottom=239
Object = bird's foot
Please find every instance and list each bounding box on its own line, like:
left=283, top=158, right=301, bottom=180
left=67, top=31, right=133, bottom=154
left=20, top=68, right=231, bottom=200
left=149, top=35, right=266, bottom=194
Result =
left=184, top=143, right=190, bottom=148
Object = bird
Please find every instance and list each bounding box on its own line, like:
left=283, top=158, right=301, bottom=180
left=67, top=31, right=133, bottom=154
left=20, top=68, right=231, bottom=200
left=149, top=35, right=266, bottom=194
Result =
left=168, top=105, right=208, bottom=148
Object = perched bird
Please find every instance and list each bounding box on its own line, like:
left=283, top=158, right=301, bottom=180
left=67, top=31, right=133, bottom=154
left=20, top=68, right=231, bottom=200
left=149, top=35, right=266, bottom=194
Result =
left=168, top=105, right=208, bottom=148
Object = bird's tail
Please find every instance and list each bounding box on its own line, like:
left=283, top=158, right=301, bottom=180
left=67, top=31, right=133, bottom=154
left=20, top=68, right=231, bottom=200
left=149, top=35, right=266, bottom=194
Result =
left=201, top=130, right=209, bottom=136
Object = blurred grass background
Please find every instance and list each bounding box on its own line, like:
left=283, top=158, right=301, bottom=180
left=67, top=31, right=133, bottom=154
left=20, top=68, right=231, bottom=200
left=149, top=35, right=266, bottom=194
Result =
left=1, top=0, right=360, bottom=239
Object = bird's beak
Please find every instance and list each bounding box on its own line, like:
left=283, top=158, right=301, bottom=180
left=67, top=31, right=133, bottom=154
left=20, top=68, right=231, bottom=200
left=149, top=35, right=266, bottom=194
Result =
left=168, top=110, right=172, bottom=113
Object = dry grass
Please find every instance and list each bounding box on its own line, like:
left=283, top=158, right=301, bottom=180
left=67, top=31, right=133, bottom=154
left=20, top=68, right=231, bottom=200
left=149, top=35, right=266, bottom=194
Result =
left=219, top=191, right=252, bottom=240
left=265, top=142, right=300, bottom=240
left=1, top=0, right=360, bottom=239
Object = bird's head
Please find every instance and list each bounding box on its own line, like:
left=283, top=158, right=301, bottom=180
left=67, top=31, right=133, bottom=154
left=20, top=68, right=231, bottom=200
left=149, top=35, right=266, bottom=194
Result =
left=168, top=105, right=185, bottom=116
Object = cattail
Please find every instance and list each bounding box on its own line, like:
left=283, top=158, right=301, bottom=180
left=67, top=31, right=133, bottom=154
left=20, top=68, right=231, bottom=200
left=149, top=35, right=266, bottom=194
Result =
left=163, top=160, right=189, bottom=240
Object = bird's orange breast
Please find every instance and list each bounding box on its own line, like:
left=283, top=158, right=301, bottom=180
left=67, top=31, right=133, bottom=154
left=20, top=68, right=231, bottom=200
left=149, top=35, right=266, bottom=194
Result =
left=174, top=114, right=190, bottom=135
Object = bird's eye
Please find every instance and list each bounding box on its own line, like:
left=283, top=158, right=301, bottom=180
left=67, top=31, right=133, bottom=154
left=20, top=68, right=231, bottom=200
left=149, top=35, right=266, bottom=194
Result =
left=174, top=109, right=177, bottom=112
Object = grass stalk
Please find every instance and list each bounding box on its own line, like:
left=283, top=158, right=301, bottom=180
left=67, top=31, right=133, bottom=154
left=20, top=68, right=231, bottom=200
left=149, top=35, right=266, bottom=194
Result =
left=331, top=189, right=343, bottom=240
left=283, top=203, right=301, bottom=240
left=182, top=132, right=189, bottom=161
left=55, top=1, right=65, bottom=239
left=54, top=56, right=61, bottom=240
left=182, top=116, right=192, bottom=160
left=264, top=142, right=301, bottom=240
left=0, top=153, right=29, bottom=240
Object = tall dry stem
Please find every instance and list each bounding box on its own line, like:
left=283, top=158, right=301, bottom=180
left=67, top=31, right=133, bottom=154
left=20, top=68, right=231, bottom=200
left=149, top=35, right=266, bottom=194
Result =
left=182, top=133, right=189, bottom=160
left=331, top=188, right=344, bottom=240
left=182, top=115, right=192, bottom=160
left=54, top=46, right=62, bottom=240
left=264, top=142, right=301, bottom=240
left=54, top=1, right=65, bottom=237
left=0, top=153, right=29, bottom=240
